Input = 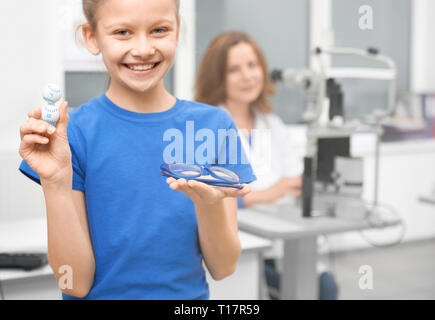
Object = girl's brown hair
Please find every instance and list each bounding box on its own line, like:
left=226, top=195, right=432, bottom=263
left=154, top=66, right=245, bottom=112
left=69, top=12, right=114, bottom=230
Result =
left=195, top=31, right=276, bottom=113
left=81, top=0, right=180, bottom=33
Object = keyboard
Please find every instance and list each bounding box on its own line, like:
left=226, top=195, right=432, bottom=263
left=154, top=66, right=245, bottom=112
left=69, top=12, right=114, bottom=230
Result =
left=0, top=253, right=48, bottom=271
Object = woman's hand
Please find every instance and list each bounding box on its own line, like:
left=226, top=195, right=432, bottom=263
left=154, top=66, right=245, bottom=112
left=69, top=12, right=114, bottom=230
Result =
left=279, top=176, right=303, bottom=197
left=19, top=101, right=73, bottom=186
left=243, top=176, right=302, bottom=207
left=166, top=177, right=251, bottom=206
left=266, top=176, right=302, bottom=200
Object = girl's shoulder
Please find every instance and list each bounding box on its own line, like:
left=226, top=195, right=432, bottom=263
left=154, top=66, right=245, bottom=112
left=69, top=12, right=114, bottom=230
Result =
left=182, top=100, right=234, bottom=125
left=68, top=95, right=102, bottom=121
left=182, top=99, right=224, bottom=113
left=65, top=95, right=106, bottom=143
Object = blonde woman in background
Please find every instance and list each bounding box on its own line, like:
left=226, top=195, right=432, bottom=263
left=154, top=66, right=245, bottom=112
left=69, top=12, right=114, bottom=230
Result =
left=195, top=31, right=339, bottom=300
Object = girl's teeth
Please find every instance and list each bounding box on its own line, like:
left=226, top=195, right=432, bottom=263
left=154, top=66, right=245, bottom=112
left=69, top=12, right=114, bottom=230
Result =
left=127, top=64, right=155, bottom=71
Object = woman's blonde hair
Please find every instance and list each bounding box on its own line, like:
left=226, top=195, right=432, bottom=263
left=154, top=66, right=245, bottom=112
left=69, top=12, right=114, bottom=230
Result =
left=195, top=31, right=276, bottom=113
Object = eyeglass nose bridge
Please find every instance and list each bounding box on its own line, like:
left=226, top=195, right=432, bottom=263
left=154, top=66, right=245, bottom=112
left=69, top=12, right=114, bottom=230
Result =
left=207, top=166, right=240, bottom=183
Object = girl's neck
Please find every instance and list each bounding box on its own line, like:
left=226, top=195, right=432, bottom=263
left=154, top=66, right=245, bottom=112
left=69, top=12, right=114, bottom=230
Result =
left=106, top=81, right=176, bottom=113
left=225, top=100, right=255, bottom=131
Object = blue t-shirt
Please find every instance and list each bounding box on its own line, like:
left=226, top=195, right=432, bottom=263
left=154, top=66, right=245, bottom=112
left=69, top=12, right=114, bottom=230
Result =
left=19, top=94, right=256, bottom=300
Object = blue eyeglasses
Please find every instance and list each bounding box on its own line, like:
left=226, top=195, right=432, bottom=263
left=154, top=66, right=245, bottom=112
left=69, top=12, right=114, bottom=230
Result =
left=160, top=163, right=243, bottom=189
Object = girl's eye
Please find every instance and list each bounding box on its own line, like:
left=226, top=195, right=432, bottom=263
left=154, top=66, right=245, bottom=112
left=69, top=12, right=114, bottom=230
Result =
left=116, top=30, right=130, bottom=36
left=249, top=61, right=258, bottom=68
left=153, top=27, right=168, bottom=34
left=228, top=66, right=239, bottom=73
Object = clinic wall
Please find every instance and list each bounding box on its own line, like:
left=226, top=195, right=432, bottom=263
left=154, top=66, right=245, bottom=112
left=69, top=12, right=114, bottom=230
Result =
left=196, top=0, right=412, bottom=124
left=0, top=0, right=64, bottom=150
left=0, top=0, right=63, bottom=220
left=196, top=0, right=309, bottom=124
left=331, top=0, right=411, bottom=119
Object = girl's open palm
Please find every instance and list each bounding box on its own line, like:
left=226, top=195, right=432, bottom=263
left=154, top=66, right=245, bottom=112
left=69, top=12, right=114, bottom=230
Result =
left=19, top=102, right=72, bottom=184
left=166, top=177, right=251, bottom=205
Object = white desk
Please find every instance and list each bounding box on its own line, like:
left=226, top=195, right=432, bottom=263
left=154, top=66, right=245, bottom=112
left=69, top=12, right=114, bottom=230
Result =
left=0, top=218, right=271, bottom=300
left=0, top=218, right=61, bottom=300
left=237, top=204, right=401, bottom=300
left=206, top=231, right=271, bottom=300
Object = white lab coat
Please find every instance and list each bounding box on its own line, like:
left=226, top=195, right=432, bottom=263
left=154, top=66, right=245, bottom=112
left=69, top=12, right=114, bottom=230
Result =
left=219, top=105, right=304, bottom=262
left=220, top=106, right=329, bottom=276
left=219, top=106, right=303, bottom=189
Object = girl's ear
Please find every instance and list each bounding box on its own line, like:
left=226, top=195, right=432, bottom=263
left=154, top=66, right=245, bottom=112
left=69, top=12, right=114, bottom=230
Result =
left=82, top=23, right=101, bottom=56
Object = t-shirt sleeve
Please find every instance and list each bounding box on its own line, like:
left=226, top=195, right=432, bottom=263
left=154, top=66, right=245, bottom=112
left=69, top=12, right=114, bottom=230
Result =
left=216, top=111, right=257, bottom=184
left=18, top=119, right=86, bottom=192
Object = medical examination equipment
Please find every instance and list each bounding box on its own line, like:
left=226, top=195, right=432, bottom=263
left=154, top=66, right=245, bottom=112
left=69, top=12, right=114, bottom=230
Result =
left=160, top=163, right=244, bottom=189
left=272, top=47, right=407, bottom=247
left=272, top=47, right=399, bottom=218
left=42, top=84, right=62, bottom=125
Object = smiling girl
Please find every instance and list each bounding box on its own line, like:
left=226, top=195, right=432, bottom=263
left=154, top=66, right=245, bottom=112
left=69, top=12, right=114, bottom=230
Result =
left=18, top=0, right=255, bottom=300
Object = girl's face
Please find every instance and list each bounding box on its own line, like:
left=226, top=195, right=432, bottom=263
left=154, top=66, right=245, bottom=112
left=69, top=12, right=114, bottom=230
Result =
left=86, top=0, right=179, bottom=94
left=225, top=42, right=265, bottom=107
